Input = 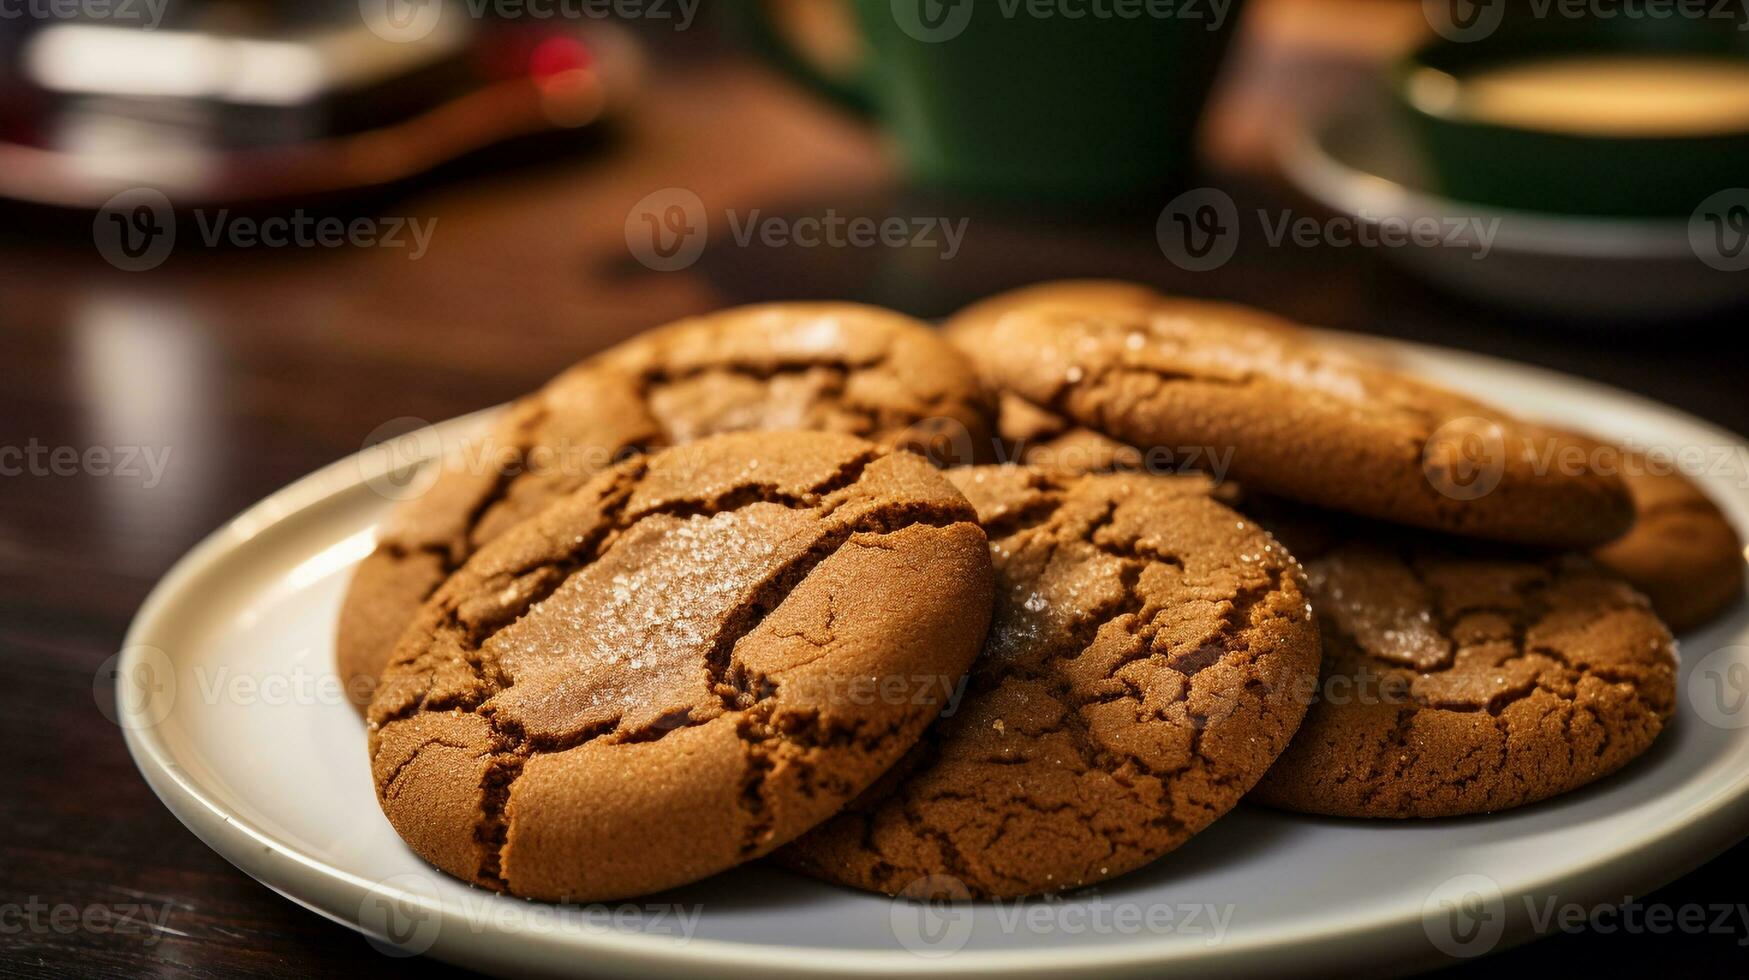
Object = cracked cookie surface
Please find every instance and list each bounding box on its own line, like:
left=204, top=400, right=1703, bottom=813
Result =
left=1250, top=535, right=1677, bottom=817
left=367, top=431, right=994, bottom=901
left=1592, top=453, right=1744, bottom=632
left=948, top=281, right=1301, bottom=476
left=339, top=303, right=995, bottom=707
left=948, top=297, right=1633, bottom=547
left=775, top=465, right=1320, bottom=897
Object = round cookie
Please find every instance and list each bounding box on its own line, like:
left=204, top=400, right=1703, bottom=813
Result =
left=338, top=303, right=995, bottom=707
left=948, top=281, right=1301, bottom=475
left=945, top=279, right=1304, bottom=343
left=776, top=465, right=1321, bottom=898
left=1592, top=453, right=1745, bottom=632
left=1250, top=537, right=1677, bottom=818
left=367, top=431, right=995, bottom=901
left=957, top=302, right=1634, bottom=547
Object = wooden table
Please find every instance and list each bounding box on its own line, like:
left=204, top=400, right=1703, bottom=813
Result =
left=2, top=5, right=1744, bottom=977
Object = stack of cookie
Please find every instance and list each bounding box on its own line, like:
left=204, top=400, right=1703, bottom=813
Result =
left=346, top=286, right=1742, bottom=903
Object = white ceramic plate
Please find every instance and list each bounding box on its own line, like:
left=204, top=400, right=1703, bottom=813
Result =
left=120, top=339, right=1749, bottom=978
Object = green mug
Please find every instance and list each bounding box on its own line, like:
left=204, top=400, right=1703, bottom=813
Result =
left=1391, top=12, right=1749, bottom=219
left=735, top=0, right=1246, bottom=203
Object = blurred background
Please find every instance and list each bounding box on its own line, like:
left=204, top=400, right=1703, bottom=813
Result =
left=3, top=0, right=1747, bottom=976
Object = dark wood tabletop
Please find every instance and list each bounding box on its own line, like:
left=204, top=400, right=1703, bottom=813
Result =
left=2, top=3, right=1745, bottom=977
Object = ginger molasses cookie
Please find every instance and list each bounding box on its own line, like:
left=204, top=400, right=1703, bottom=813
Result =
left=957, top=302, right=1633, bottom=547
left=368, top=432, right=994, bottom=901
left=945, top=279, right=1304, bottom=343
left=1593, top=453, right=1745, bottom=632
left=1250, top=537, right=1677, bottom=818
left=947, top=281, right=1301, bottom=475
left=776, top=465, right=1320, bottom=897
left=338, top=303, right=994, bottom=706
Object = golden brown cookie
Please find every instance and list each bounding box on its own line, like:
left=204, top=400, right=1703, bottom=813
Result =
left=368, top=432, right=994, bottom=901
left=948, top=281, right=1300, bottom=475
left=952, top=301, right=1633, bottom=547
left=775, top=465, right=1321, bottom=897
left=1592, top=453, right=1745, bottom=632
left=1250, top=536, right=1677, bottom=818
left=338, top=303, right=995, bottom=707
left=945, top=279, right=1304, bottom=342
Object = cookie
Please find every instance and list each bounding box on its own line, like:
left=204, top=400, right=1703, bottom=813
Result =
left=948, top=282, right=1301, bottom=475
left=338, top=303, right=995, bottom=706
left=1592, top=453, right=1744, bottom=632
left=1250, top=536, right=1677, bottom=818
left=954, top=301, right=1634, bottom=547
left=367, top=431, right=994, bottom=901
left=945, top=279, right=1303, bottom=342
left=776, top=465, right=1320, bottom=897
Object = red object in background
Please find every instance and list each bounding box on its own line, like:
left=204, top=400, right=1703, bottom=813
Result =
left=475, top=27, right=598, bottom=82
left=471, top=25, right=596, bottom=81
left=529, top=35, right=596, bottom=79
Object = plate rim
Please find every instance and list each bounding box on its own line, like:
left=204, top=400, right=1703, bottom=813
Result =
left=119, top=341, right=1749, bottom=977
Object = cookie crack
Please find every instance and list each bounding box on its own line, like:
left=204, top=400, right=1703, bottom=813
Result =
left=1324, top=552, right=1665, bottom=715
left=430, top=451, right=888, bottom=677
left=377, top=735, right=478, bottom=800
left=733, top=703, right=782, bottom=857
left=737, top=710, right=920, bottom=860
left=381, top=404, right=567, bottom=573
left=636, top=347, right=958, bottom=438
left=631, top=351, right=885, bottom=391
